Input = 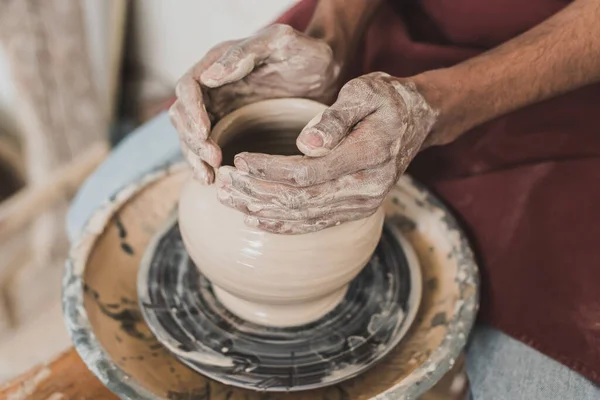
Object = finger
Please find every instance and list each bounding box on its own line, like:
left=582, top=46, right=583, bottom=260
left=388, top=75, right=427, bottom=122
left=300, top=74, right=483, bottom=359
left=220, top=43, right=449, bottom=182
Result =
left=174, top=75, right=211, bottom=141
left=200, top=48, right=257, bottom=88
left=218, top=183, right=379, bottom=221
left=169, top=97, right=211, bottom=158
left=200, top=24, right=298, bottom=88
left=169, top=100, right=192, bottom=136
left=234, top=128, right=390, bottom=187
left=198, top=139, right=222, bottom=168
left=174, top=39, right=236, bottom=127
left=216, top=185, right=278, bottom=215
left=245, top=209, right=377, bottom=235
left=200, top=42, right=267, bottom=88
left=179, top=139, right=214, bottom=184
left=219, top=165, right=313, bottom=210
left=170, top=100, right=203, bottom=155
left=170, top=100, right=222, bottom=168
left=219, top=164, right=394, bottom=210
left=296, top=81, right=377, bottom=157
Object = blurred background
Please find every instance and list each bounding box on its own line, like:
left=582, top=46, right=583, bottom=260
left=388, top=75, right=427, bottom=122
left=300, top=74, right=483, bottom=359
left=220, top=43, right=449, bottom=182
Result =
left=0, top=0, right=295, bottom=382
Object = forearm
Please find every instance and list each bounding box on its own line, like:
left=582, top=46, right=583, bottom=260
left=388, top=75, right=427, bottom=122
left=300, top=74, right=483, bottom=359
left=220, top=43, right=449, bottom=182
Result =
left=305, top=0, right=384, bottom=68
left=414, top=0, right=600, bottom=145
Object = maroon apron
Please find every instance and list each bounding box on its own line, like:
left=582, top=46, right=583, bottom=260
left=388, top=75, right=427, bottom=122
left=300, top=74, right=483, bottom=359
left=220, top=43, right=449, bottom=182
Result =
left=276, top=0, right=600, bottom=384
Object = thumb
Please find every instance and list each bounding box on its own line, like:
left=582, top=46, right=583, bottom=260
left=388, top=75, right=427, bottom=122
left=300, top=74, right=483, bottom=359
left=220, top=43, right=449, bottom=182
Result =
left=297, top=97, right=373, bottom=157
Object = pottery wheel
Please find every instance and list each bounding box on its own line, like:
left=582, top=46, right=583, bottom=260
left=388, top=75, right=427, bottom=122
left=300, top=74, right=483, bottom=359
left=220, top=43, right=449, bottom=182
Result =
left=138, top=216, right=422, bottom=392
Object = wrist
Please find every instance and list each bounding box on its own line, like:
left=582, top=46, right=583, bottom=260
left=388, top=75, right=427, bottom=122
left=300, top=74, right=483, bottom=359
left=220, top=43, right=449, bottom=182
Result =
left=409, top=68, right=472, bottom=147
left=305, top=24, right=350, bottom=69
left=305, top=0, right=384, bottom=69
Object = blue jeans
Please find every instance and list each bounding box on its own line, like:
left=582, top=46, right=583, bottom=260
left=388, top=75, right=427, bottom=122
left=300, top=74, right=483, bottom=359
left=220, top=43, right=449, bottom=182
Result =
left=67, top=113, right=600, bottom=399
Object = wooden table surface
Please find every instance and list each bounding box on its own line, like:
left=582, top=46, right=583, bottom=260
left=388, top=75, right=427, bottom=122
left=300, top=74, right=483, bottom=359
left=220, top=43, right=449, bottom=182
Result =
left=0, top=348, right=116, bottom=400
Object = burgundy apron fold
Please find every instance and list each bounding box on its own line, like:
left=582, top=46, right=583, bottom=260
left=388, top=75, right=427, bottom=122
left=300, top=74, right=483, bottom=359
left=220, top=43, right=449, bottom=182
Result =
left=276, top=0, right=600, bottom=383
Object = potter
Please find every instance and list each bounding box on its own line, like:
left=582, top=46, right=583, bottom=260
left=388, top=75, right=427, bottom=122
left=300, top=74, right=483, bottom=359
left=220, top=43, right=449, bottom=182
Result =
left=178, top=99, right=384, bottom=327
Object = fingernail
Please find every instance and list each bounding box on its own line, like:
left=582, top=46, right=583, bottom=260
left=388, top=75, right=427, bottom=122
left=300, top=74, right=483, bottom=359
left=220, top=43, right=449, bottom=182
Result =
left=234, top=156, right=249, bottom=172
left=245, top=216, right=259, bottom=227
left=247, top=203, right=262, bottom=212
left=216, top=166, right=233, bottom=185
left=200, top=63, right=225, bottom=85
left=299, top=131, right=324, bottom=149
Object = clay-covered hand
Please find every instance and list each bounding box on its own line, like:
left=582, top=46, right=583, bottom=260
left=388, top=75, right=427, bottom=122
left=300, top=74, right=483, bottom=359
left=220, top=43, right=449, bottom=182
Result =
left=217, top=72, right=438, bottom=234
left=169, top=24, right=339, bottom=184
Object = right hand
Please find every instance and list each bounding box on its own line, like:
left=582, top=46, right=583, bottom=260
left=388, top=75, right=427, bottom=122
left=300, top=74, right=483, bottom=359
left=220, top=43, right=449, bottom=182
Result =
left=216, top=73, right=438, bottom=234
left=169, top=24, right=340, bottom=184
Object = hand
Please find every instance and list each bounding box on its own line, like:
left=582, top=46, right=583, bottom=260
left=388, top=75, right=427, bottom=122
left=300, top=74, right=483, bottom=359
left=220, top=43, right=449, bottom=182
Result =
left=169, top=24, right=339, bottom=184
left=216, top=72, right=438, bottom=234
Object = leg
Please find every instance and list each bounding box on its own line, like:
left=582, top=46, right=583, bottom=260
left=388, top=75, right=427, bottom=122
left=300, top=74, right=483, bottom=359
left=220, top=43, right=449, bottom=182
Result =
left=466, top=324, right=600, bottom=399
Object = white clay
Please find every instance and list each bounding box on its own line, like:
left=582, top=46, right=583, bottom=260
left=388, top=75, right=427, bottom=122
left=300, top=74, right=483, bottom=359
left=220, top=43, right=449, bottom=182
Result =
left=178, top=98, right=385, bottom=327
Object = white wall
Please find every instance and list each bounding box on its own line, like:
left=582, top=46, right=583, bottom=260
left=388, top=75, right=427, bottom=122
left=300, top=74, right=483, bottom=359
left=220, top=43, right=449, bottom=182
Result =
left=130, top=0, right=295, bottom=87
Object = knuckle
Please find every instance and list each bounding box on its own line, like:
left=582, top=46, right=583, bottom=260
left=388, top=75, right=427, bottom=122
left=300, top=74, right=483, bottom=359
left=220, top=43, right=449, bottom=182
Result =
left=365, top=197, right=383, bottom=209
left=340, top=77, right=371, bottom=99
left=349, top=76, right=370, bottom=89
left=224, top=45, right=245, bottom=62
left=312, top=110, right=347, bottom=147
left=280, top=189, right=304, bottom=210
left=291, top=164, right=313, bottom=186
left=175, top=75, right=193, bottom=97
left=339, top=81, right=356, bottom=96
left=321, top=108, right=345, bottom=133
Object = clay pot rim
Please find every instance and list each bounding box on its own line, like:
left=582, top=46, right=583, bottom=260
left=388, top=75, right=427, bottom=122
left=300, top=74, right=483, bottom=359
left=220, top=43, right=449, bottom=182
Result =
left=62, top=160, right=480, bottom=399
left=210, top=97, right=326, bottom=146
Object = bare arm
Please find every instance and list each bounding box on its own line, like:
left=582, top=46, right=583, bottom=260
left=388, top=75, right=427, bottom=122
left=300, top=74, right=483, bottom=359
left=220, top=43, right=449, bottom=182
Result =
left=305, top=0, right=385, bottom=69
left=417, top=0, right=600, bottom=146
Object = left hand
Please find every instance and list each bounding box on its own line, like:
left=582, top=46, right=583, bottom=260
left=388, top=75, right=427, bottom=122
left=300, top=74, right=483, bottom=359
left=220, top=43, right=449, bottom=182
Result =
left=216, top=72, right=438, bottom=234
left=169, top=24, right=340, bottom=184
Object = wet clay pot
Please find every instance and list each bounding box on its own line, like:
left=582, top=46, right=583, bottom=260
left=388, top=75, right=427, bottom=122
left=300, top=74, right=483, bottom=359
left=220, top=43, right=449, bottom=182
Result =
left=178, top=99, right=385, bottom=327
